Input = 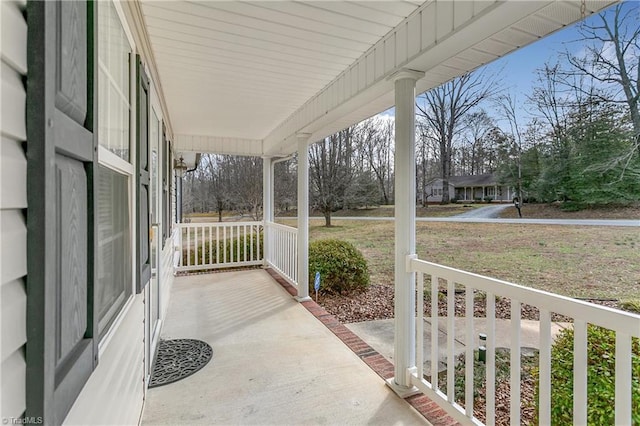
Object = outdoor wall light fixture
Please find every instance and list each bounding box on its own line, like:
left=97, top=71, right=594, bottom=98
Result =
left=174, top=156, right=188, bottom=178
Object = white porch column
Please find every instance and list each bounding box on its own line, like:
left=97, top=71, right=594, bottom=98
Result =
left=296, top=133, right=311, bottom=301
left=390, top=69, right=423, bottom=392
left=262, top=156, right=273, bottom=267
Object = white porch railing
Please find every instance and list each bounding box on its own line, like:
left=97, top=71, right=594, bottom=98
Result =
left=175, top=222, right=263, bottom=272
left=408, top=256, right=640, bottom=426
left=264, top=221, right=298, bottom=286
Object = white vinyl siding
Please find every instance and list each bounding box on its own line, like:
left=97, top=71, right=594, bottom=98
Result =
left=1, top=0, right=28, bottom=420
left=63, top=298, right=144, bottom=426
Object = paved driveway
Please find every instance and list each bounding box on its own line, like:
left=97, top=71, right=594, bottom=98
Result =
left=452, top=204, right=511, bottom=218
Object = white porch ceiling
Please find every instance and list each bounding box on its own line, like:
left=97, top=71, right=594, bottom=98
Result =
left=139, top=0, right=618, bottom=158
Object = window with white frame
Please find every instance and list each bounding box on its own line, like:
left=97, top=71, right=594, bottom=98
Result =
left=98, top=0, right=131, bottom=161
left=96, top=0, right=134, bottom=339
left=96, top=165, right=132, bottom=335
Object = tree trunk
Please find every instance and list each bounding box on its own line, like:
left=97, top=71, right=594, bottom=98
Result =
left=324, top=209, right=332, bottom=227
left=441, top=148, right=451, bottom=204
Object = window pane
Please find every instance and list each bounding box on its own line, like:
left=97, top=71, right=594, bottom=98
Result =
left=97, top=165, right=132, bottom=337
left=98, top=0, right=131, bottom=162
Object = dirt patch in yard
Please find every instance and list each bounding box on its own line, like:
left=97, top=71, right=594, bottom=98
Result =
left=499, top=202, right=640, bottom=219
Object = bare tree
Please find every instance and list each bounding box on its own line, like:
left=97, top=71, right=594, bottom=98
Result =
left=458, top=110, right=497, bottom=175
left=274, top=156, right=297, bottom=214
left=309, top=128, right=354, bottom=227
left=416, top=70, right=498, bottom=203
left=357, top=117, right=394, bottom=205
left=564, top=3, right=639, bottom=153
left=226, top=156, right=263, bottom=220
left=496, top=94, right=529, bottom=216
left=416, top=117, right=440, bottom=206
left=199, top=154, right=232, bottom=222
left=529, top=63, right=572, bottom=145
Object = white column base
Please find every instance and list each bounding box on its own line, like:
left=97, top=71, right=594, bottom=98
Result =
left=385, top=378, right=420, bottom=398
left=294, top=295, right=312, bottom=303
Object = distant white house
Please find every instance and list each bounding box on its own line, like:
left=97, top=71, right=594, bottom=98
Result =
left=425, top=174, right=513, bottom=203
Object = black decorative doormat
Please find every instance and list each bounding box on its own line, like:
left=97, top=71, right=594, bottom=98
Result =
left=149, top=339, right=213, bottom=388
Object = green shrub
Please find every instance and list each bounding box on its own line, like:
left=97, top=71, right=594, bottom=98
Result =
left=308, top=239, right=370, bottom=294
left=534, top=325, right=640, bottom=425
left=620, top=299, right=640, bottom=314
left=183, top=232, right=263, bottom=266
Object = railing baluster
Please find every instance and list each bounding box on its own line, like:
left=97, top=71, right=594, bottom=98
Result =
left=293, top=230, right=297, bottom=283
left=539, top=309, right=551, bottom=426
left=230, top=225, right=233, bottom=262
left=195, top=225, right=199, bottom=265
left=229, top=225, right=233, bottom=263
left=172, top=221, right=265, bottom=271
left=243, top=225, right=247, bottom=262
left=486, top=292, right=496, bottom=426
left=208, top=226, right=213, bottom=266
left=277, top=230, right=281, bottom=270
left=510, top=299, right=521, bottom=426
left=288, top=232, right=292, bottom=278
left=447, top=279, right=455, bottom=402
left=431, top=275, right=439, bottom=391
left=615, top=332, right=632, bottom=425
left=178, top=225, right=183, bottom=266
left=250, top=225, right=254, bottom=261
left=256, top=224, right=260, bottom=262
left=201, top=226, right=205, bottom=265
left=236, top=225, right=242, bottom=263
left=223, top=226, right=227, bottom=264
left=574, top=320, right=588, bottom=426
left=236, top=225, right=240, bottom=263
left=416, top=272, right=424, bottom=381
left=187, top=226, right=191, bottom=266
left=396, top=257, right=640, bottom=426
left=261, top=223, right=298, bottom=285
left=465, top=286, right=474, bottom=418
left=216, top=226, right=220, bottom=264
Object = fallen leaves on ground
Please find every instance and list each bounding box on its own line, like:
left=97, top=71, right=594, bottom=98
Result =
left=319, top=283, right=621, bottom=324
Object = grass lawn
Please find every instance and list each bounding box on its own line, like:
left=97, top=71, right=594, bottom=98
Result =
left=276, top=204, right=486, bottom=218
left=278, top=219, right=639, bottom=300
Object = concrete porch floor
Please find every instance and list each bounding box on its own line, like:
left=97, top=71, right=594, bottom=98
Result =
left=141, top=269, right=430, bottom=425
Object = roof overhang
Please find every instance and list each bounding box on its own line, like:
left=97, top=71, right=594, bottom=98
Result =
left=136, top=0, right=619, bottom=158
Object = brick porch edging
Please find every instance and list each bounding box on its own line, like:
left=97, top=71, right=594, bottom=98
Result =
left=265, top=268, right=460, bottom=426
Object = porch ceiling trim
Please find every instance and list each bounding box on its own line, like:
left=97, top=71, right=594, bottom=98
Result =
left=124, top=0, right=174, bottom=139
left=174, top=134, right=263, bottom=157
left=263, top=0, right=618, bottom=155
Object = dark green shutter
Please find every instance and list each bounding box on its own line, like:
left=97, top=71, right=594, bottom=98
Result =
left=26, top=1, right=99, bottom=424
left=136, top=56, right=151, bottom=293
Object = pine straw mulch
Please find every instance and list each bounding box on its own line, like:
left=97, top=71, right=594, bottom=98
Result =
left=319, top=283, right=620, bottom=324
